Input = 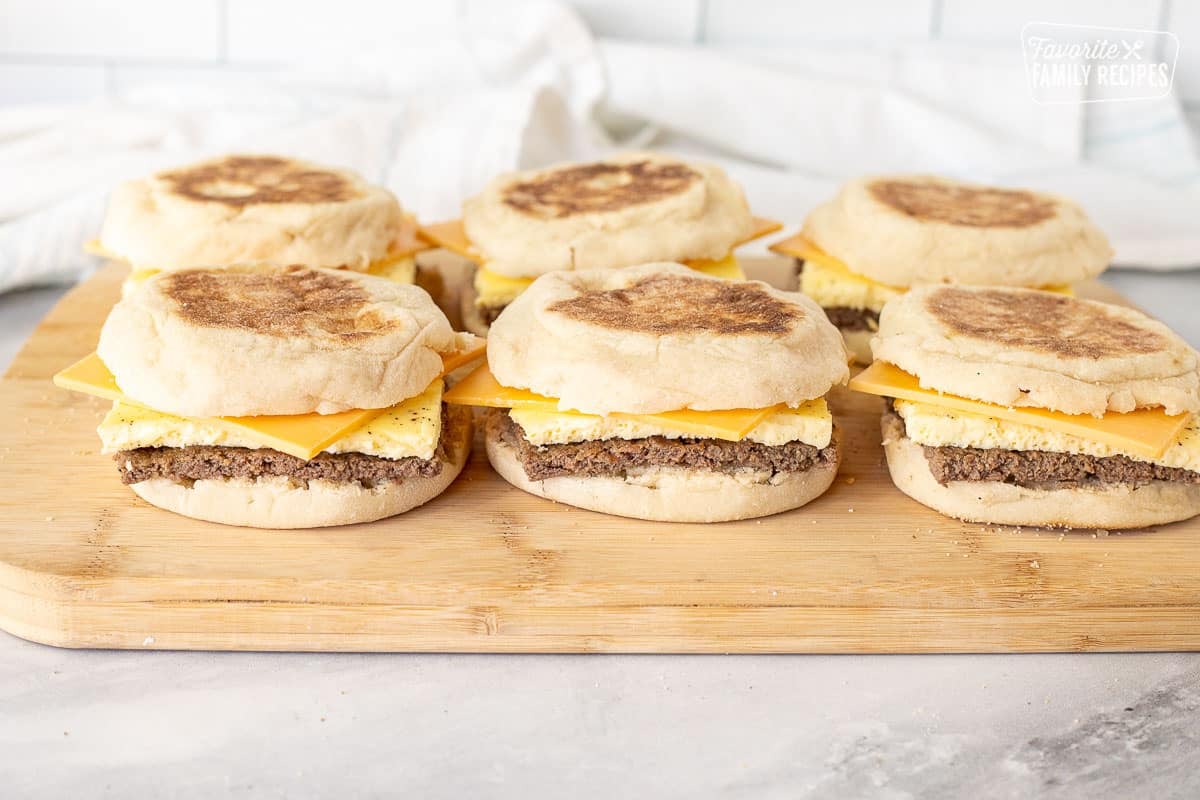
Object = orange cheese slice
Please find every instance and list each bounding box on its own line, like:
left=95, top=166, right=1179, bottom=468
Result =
left=417, top=218, right=481, bottom=261
left=770, top=232, right=1075, bottom=295
left=417, top=215, right=783, bottom=269
left=739, top=216, right=785, bottom=246
left=53, top=343, right=485, bottom=461
left=438, top=341, right=488, bottom=375
left=444, top=363, right=777, bottom=441
left=850, top=361, right=1190, bottom=459
left=769, top=231, right=825, bottom=262
left=770, top=232, right=907, bottom=291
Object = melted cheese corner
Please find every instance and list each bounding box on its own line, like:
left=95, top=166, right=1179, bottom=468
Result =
left=99, top=381, right=444, bottom=461
left=365, top=253, right=417, bottom=284
left=511, top=398, right=831, bottom=448
left=684, top=252, right=745, bottom=280
left=895, top=399, right=1200, bottom=472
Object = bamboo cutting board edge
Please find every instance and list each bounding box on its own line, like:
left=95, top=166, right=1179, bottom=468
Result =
left=2, top=261, right=1198, bottom=653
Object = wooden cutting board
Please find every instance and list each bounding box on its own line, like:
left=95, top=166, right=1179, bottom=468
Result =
left=2, top=261, right=1199, bottom=653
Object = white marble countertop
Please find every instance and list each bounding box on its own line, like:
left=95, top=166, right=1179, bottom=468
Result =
left=3, top=271, right=1200, bottom=798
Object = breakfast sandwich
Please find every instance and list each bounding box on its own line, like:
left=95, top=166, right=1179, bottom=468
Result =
left=850, top=285, right=1200, bottom=528
left=90, top=154, right=428, bottom=294
left=54, top=264, right=483, bottom=528
left=418, top=152, right=782, bottom=336
left=770, top=175, right=1112, bottom=363
left=443, top=263, right=849, bottom=522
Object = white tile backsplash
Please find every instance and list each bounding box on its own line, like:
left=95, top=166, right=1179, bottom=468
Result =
left=0, top=0, right=222, bottom=61
left=568, top=0, right=699, bottom=42
left=703, top=0, right=935, bottom=43
left=224, top=1, right=694, bottom=61
left=938, top=0, right=1163, bottom=43
left=0, top=0, right=1192, bottom=108
left=225, top=1, right=460, bottom=63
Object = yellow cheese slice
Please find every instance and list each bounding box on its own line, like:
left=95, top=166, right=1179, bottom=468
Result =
left=419, top=216, right=782, bottom=268
left=849, top=361, right=1190, bottom=459
left=444, top=363, right=778, bottom=441
left=511, top=397, right=832, bottom=448
left=894, top=398, right=1200, bottom=473
left=771, top=233, right=906, bottom=293
left=430, top=212, right=771, bottom=309
left=685, top=252, right=745, bottom=280
left=474, top=268, right=537, bottom=309
left=100, top=381, right=445, bottom=462
left=53, top=343, right=484, bottom=461
left=800, top=256, right=905, bottom=314
left=770, top=232, right=1074, bottom=296
left=366, top=255, right=416, bottom=284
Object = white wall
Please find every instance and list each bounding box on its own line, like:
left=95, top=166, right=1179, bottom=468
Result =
left=1, top=0, right=1196, bottom=125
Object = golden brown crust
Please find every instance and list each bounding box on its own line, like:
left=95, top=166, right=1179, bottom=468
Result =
left=160, top=155, right=361, bottom=206
left=161, top=266, right=399, bottom=341
left=924, top=287, right=1167, bottom=359
left=502, top=159, right=699, bottom=218
left=546, top=273, right=804, bottom=336
left=867, top=178, right=1055, bottom=228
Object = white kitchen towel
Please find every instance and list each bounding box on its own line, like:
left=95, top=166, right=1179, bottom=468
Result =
left=0, top=0, right=1196, bottom=295
left=599, top=39, right=1200, bottom=268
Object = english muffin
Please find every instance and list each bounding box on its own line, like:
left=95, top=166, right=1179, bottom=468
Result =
left=445, top=263, right=849, bottom=522
left=419, top=152, right=780, bottom=335
left=771, top=175, right=1112, bottom=362
left=55, top=264, right=483, bottom=528
left=851, top=285, right=1200, bottom=529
